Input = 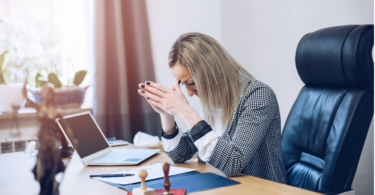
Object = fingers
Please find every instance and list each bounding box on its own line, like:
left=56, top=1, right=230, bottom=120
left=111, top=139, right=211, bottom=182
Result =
left=148, top=98, right=164, bottom=110
left=148, top=98, right=166, bottom=113
left=139, top=83, right=165, bottom=98
left=171, top=80, right=179, bottom=91
left=173, top=80, right=183, bottom=93
left=137, top=89, right=163, bottom=108
left=138, top=89, right=148, bottom=98
left=138, top=89, right=163, bottom=103
left=138, top=89, right=165, bottom=114
left=144, top=81, right=170, bottom=93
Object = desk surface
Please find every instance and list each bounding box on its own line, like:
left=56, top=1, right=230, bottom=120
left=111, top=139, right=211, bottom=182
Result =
left=0, top=145, right=322, bottom=195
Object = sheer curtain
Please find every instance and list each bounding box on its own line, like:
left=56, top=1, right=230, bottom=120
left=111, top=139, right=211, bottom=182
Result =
left=94, top=0, right=160, bottom=141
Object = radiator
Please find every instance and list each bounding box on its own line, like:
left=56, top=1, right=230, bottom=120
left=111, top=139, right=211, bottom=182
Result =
left=0, top=139, right=38, bottom=154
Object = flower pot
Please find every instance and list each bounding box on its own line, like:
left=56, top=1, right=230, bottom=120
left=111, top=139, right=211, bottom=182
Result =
left=30, top=86, right=89, bottom=108
left=0, top=83, right=25, bottom=113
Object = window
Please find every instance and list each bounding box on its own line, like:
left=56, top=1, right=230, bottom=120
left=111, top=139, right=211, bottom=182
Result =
left=0, top=0, right=94, bottom=107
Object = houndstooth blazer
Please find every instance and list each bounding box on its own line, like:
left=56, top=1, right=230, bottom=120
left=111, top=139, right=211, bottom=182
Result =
left=161, top=69, right=287, bottom=184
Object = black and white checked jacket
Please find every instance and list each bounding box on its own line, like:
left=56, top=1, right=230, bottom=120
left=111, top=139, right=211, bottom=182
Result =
left=161, top=69, right=287, bottom=184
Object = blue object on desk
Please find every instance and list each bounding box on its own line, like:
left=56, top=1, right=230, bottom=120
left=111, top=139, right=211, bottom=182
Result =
left=103, top=171, right=240, bottom=193
left=106, top=137, right=116, bottom=141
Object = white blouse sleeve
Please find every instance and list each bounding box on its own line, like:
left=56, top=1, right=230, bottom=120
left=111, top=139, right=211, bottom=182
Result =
left=162, top=110, right=223, bottom=161
left=193, top=131, right=219, bottom=161
left=161, top=126, right=184, bottom=152
left=190, top=110, right=222, bottom=161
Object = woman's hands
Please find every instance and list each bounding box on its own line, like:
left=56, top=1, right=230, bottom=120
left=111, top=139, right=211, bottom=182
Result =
left=138, top=80, right=202, bottom=129
left=137, top=80, right=192, bottom=118
left=141, top=93, right=168, bottom=115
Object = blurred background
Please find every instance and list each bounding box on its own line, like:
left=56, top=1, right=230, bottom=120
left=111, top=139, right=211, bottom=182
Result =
left=0, top=0, right=373, bottom=194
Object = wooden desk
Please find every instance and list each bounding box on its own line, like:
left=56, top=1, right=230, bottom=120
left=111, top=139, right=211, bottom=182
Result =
left=0, top=145, right=321, bottom=195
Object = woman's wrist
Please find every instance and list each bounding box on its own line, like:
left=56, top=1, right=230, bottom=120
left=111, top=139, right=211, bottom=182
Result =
left=179, top=106, right=202, bottom=129
left=160, top=113, right=176, bottom=135
left=160, top=112, right=172, bottom=118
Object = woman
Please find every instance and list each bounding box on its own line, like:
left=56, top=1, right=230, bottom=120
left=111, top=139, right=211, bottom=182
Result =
left=138, top=32, right=287, bottom=183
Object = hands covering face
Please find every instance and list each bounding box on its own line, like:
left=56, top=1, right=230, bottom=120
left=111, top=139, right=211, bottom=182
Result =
left=138, top=80, right=191, bottom=117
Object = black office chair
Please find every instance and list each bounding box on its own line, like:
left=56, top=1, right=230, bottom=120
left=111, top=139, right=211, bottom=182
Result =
left=281, top=25, right=374, bottom=194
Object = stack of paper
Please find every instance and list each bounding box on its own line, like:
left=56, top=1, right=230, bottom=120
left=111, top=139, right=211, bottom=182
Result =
left=92, top=163, right=196, bottom=185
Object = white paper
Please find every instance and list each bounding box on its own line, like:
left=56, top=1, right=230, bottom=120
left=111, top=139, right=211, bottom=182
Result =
left=133, top=131, right=161, bottom=147
left=92, top=163, right=195, bottom=185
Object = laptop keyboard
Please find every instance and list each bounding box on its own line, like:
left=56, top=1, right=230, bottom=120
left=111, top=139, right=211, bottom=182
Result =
left=108, top=140, right=129, bottom=147
left=88, top=149, right=158, bottom=163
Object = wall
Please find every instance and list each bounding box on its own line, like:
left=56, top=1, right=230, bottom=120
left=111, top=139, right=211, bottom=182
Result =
left=220, top=0, right=374, bottom=194
left=146, top=0, right=221, bottom=131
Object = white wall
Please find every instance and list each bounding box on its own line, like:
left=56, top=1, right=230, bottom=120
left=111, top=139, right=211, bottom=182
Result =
left=221, top=0, right=374, bottom=128
left=146, top=0, right=221, bottom=131
left=220, top=0, right=373, bottom=194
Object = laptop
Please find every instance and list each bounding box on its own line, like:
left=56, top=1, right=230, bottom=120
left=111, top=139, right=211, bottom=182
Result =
left=56, top=111, right=159, bottom=166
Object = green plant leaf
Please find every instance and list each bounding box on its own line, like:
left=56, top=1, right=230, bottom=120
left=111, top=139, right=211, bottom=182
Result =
left=0, top=50, right=10, bottom=74
left=0, top=72, right=5, bottom=84
left=2, top=67, right=9, bottom=84
left=35, top=72, right=44, bottom=87
left=48, top=73, right=62, bottom=88
left=73, top=70, right=87, bottom=86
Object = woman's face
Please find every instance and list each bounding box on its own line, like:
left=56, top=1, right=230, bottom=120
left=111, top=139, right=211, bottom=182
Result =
left=171, top=62, right=198, bottom=97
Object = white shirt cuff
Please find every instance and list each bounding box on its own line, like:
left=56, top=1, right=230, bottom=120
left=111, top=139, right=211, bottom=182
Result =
left=161, top=127, right=183, bottom=152
left=193, top=130, right=219, bottom=161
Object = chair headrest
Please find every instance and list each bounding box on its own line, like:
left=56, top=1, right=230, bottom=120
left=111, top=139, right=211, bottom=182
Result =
left=296, top=25, right=374, bottom=89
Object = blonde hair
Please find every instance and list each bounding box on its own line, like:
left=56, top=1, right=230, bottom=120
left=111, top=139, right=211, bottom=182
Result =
left=168, top=32, right=255, bottom=129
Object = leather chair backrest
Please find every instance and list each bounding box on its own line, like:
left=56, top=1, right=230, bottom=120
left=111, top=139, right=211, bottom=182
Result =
left=282, top=25, right=374, bottom=193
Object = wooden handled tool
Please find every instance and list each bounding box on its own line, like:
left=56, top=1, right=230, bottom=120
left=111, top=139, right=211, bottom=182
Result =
left=163, top=162, right=173, bottom=195
left=139, top=169, right=148, bottom=190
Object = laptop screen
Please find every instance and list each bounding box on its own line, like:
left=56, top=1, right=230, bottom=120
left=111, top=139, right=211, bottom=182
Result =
left=60, top=113, right=109, bottom=158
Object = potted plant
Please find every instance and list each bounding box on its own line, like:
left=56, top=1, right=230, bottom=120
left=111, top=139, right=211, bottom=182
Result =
left=29, top=70, right=89, bottom=108
left=1, top=17, right=89, bottom=109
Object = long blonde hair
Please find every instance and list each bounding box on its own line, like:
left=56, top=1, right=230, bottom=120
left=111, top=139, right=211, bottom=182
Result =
left=168, top=32, right=256, bottom=129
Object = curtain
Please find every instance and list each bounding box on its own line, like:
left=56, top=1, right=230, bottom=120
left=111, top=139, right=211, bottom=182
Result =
left=93, top=0, right=161, bottom=141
